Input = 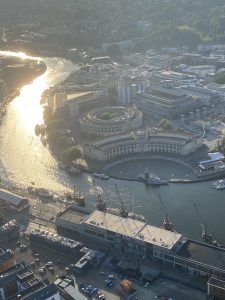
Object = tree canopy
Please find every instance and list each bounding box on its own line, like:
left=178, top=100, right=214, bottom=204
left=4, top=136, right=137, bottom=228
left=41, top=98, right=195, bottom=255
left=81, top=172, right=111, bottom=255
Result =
left=159, top=118, right=172, bottom=130
left=2, top=0, right=225, bottom=49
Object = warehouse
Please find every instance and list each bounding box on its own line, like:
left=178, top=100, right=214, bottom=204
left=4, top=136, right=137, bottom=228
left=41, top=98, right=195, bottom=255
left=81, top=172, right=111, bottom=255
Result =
left=0, top=189, right=29, bottom=212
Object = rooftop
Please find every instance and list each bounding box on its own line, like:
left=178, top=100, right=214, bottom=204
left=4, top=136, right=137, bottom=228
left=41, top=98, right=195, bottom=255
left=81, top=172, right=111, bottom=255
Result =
left=208, top=277, right=225, bottom=290
left=57, top=207, right=91, bottom=225
left=82, top=210, right=182, bottom=250
left=136, top=224, right=182, bottom=249
left=11, top=283, right=58, bottom=300
left=55, top=277, right=87, bottom=300
left=157, top=70, right=196, bottom=80
left=0, top=189, right=28, bottom=206
left=0, top=249, right=13, bottom=265
left=177, top=240, right=225, bottom=271
left=88, top=129, right=197, bottom=150
left=66, top=91, right=97, bottom=102
left=207, top=83, right=225, bottom=91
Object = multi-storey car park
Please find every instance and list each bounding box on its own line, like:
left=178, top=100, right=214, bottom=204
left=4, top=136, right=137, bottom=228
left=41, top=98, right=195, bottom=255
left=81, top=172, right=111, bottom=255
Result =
left=79, top=106, right=142, bottom=137
left=83, top=128, right=202, bottom=161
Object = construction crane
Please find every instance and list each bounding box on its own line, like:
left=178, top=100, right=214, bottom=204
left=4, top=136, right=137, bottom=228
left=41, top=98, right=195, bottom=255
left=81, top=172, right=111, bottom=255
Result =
left=92, top=179, right=106, bottom=212
left=158, top=194, right=173, bottom=231
left=193, top=203, right=212, bottom=243
left=115, top=184, right=128, bottom=218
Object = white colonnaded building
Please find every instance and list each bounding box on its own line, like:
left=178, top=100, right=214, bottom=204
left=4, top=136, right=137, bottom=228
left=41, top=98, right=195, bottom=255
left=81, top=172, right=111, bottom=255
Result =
left=83, top=128, right=202, bottom=161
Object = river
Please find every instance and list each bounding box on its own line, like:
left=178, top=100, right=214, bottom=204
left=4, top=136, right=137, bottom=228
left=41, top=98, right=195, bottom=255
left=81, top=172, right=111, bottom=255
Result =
left=0, top=51, right=224, bottom=244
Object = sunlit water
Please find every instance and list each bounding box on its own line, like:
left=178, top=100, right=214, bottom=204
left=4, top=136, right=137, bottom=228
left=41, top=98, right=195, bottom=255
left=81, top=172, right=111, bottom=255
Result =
left=0, top=51, right=225, bottom=243
left=0, top=52, right=75, bottom=191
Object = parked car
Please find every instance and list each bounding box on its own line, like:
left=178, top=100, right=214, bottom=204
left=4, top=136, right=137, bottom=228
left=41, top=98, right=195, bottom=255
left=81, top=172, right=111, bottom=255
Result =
left=46, top=261, right=53, bottom=268
left=48, top=267, right=54, bottom=273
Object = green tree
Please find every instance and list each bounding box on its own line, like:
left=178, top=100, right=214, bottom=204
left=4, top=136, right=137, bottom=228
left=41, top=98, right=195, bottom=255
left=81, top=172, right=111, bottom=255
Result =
left=57, top=136, right=70, bottom=149
left=106, top=44, right=121, bottom=58
left=43, top=106, right=53, bottom=123
left=220, top=137, right=225, bottom=153
left=62, top=146, right=81, bottom=162
left=46, top=119, right=66, bottom=131
left=176, top=127, right=184, bottom=132
left=47, top=129, right=60, bottom=145
left=159, top=119, right=172, bottom=130
left=215, top=73, right=225, bottom=84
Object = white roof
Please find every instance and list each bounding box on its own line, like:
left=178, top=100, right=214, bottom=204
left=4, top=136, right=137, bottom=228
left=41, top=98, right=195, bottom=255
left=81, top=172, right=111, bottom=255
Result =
left=82, top=210, right=182, bottom=250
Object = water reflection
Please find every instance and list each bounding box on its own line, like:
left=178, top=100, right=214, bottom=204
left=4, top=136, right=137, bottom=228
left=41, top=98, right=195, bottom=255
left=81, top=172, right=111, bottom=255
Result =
left=13, top=75, right=46, bottom=133
left=0, top=50, right=40, bottom=60
left=0, top=52, right=75, bottom=191
left=1, top=52, right=225, bottom=243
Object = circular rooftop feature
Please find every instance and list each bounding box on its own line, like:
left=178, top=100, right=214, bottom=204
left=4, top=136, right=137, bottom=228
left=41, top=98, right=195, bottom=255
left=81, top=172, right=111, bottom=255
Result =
left=79, top=106, right=142, bottom=136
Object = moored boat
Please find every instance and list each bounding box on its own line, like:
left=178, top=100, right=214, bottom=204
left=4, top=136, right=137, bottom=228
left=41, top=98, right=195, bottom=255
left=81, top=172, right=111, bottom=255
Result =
left=66, top=166, right=81, bottom=174
left=138, top=167, right=168, bottom=186
left=37, top=188, right=53, bottom=199
left=145, top=176, right=168, bottom=186
left=93, top=173, right=109, bottom=180
left=212, top=179, right=225, bottom=190
left=66, top=186, right=85, bottom=207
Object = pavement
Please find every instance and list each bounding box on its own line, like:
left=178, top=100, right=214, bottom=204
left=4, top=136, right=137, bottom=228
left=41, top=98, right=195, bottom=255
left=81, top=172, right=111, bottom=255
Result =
left=74, top=256, right=206, bottom=300
left=9, top=222, right=208, bottom=300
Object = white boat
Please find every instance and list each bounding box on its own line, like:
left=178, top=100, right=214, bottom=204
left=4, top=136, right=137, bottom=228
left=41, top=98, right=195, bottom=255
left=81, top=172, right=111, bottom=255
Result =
left=67, top=166, right=81, bottom=174
left=138, top=167, right=168, bottom=186
left=93, top=173, right=109, bottom=180
left=145, top=176, right=168, bottom=186
left=216, top=182, right=225, bottom=190
left=212, top=179, right=225, bottom=190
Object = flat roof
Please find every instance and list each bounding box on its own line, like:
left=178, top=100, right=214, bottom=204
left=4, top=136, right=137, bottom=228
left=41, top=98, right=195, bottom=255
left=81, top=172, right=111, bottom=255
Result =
left=137, top=224, right=182, bottom=249
left=177, top=240, right=225, bottom=270
left=208, top=277, right=225, bottom=290
left=57, top=207, right=90, bottom=225
left=55, top=278, right=87, bottom=300
left=0, top=189, right=27, bottom=206
left=159, top=70, right=196, bottom=79
left=82, top=210, right=182, bottom=250
left=0, top=249, right=13, bottom=264
left=66, top=91, right=95, bottom=102
left=83, top=210, right=145, bottom=237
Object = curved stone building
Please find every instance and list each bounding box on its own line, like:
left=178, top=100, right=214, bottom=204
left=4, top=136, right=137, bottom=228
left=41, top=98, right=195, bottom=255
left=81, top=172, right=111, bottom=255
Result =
left=83, top=128, right=202, bottom=161
left=79, top=106, right=142, bottom=137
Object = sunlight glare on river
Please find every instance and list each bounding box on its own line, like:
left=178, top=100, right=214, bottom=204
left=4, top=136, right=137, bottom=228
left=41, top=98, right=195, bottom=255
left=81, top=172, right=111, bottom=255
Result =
left=0, top=50, right=40, bottom=61
left=12, top=75, right=47, bottom=134
left=0, top=51, right=76, bottom=192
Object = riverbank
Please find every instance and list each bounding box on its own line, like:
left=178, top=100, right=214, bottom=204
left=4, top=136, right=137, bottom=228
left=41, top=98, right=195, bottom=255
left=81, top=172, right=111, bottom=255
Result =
left=0, top=56, right=47, bottom=117
left=82, top=151, right=225, bottom=184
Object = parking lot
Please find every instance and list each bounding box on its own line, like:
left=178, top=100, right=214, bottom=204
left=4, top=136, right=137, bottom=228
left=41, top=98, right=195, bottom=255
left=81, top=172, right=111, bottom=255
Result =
left=74, top=257, right=206, bottom=300
left=75, top=270, right=206, bottom=300
left=12, top=233, right=207, bottom=300
left=14, top=239, right=76, bottom=283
